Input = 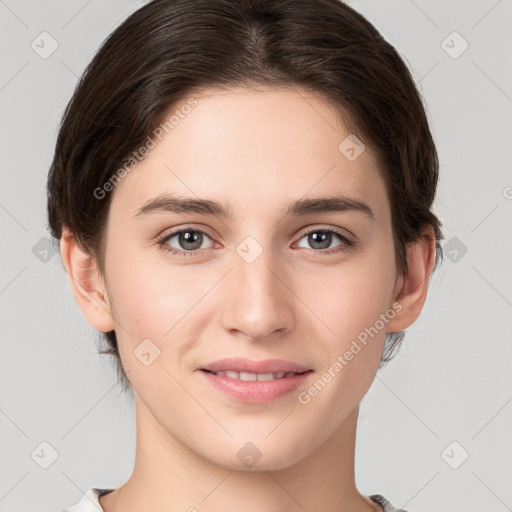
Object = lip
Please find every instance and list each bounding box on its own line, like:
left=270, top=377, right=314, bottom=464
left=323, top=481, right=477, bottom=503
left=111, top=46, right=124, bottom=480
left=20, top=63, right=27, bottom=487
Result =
left=200, top=357, right=311, bottom=374
left=198, top=358, right=313, bottom=404
left=199, top=370, right=312, bottom=403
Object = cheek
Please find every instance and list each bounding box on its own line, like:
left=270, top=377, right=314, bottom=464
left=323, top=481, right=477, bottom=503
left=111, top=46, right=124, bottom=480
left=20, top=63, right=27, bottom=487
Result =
left=107, top=259, right=199, bottom=339
left=296, top=259, right=397, bottom=423
left=306, top=250, right=397, bottom=347
left=104, top=256, right=204, bottom=397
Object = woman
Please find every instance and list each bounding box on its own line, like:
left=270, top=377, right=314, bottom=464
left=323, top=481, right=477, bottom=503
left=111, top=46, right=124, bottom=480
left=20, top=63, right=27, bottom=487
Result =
left=47, top=1, right=444, bottom=510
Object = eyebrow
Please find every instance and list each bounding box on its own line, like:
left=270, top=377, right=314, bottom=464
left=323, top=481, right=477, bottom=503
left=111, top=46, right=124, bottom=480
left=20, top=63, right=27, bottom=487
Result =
left=134, top=194, right=375, bottom=221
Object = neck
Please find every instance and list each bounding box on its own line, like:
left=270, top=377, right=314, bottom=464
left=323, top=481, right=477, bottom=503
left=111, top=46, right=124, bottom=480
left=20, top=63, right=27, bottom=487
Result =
left=100, top=397, right=380, bottom=512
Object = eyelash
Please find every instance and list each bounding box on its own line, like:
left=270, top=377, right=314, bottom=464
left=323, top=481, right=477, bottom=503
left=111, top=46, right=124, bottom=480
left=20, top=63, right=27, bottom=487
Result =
left=156, top=225, right=357, bottom=258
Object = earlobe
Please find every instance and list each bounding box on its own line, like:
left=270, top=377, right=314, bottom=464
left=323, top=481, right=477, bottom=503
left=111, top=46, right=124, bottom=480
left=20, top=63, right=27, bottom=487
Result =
left=386, top=227, right=437, bottom=333
left=59, top=227, right=115, bottom=333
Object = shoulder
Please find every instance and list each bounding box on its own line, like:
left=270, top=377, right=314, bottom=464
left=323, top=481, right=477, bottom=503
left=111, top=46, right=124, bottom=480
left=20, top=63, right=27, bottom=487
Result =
left=370, top=494, right=412, bottom=512
left=61, top=488, right=114, bottom=512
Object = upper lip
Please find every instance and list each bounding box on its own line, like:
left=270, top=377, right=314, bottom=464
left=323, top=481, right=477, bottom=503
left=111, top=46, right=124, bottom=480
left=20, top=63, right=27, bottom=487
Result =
left=201, top=358, right=311, bottom=374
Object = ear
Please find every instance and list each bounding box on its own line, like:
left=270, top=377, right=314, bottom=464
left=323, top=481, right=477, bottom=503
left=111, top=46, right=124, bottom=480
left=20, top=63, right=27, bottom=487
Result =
left=59, top=227, right=115, bottom=333
left=386, top=226, right=437, bottom=333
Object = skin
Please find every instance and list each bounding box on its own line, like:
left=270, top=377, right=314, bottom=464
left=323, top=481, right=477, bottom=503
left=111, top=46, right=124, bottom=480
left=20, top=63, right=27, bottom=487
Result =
left=60, top=85, right=436, bottom=512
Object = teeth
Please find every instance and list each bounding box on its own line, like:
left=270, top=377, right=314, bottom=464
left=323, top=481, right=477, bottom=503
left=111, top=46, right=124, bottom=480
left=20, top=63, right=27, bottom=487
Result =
left=240, top=371, right=257, bottom=381
left=211, top=370, right=295, bottom=381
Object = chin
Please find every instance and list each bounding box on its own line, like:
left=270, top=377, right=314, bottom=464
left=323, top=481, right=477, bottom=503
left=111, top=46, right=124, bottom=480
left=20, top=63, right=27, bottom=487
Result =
left=202, top=436, right=310, bottom=473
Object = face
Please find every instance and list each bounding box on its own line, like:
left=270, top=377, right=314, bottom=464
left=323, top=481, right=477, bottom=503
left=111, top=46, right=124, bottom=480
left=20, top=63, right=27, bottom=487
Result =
left=101, top=86, right=402, bottom=470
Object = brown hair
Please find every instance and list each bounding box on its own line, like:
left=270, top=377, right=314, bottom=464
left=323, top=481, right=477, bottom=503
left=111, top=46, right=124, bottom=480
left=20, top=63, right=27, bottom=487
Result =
left=47, top=0, right=444, bottom=394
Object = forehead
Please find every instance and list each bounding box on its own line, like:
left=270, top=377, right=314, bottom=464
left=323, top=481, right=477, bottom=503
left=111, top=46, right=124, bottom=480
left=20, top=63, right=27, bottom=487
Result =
left=112, top=86, right=389, bottom=221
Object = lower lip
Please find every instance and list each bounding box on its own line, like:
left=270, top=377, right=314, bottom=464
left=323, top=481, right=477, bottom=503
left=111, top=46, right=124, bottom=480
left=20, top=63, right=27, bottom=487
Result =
left=199, top=370, right=312, bottom=404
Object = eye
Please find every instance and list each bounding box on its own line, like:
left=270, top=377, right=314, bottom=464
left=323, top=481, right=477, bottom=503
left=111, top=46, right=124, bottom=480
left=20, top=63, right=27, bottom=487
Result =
left=157, top=227, right=215, bottom=256
left=157, top=225, right=357, bottom=258
left=295, top=227, right=355, bottom=254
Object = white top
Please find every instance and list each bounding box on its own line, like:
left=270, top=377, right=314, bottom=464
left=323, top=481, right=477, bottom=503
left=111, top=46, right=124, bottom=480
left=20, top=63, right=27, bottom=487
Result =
left=61, top=487, right=411, bottom=512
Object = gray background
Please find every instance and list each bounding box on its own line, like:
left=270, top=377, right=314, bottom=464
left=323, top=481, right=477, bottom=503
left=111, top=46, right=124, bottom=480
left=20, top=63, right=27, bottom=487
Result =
left=1, top=1, right=511, bottom=511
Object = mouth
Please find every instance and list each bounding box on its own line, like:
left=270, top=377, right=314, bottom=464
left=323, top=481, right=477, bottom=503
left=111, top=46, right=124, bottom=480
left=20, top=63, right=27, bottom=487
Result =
left=198, top=358, right=313, bottom=403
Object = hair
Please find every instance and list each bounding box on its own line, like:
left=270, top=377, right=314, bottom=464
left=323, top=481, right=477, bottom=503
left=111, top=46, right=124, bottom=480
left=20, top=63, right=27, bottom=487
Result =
left=47, top=0, right=444, bottom=395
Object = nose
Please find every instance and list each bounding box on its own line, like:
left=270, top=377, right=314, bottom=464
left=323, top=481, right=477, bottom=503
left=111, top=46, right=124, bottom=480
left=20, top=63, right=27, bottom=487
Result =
left=219, top=242, right=295, bottom=342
